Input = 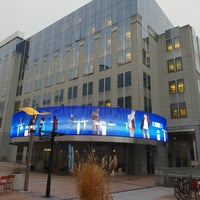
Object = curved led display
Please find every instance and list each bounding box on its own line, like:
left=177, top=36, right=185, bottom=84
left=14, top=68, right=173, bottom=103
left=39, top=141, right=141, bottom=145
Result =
left=10, top=106, right=168, bottom=142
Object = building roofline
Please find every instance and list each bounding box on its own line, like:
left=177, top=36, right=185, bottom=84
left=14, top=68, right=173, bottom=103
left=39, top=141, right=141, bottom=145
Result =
left=0, top=31, right=25, bottom=48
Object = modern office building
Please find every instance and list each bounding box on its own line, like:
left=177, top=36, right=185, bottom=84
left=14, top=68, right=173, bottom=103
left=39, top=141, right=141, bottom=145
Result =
left=0, top=0, right=200, bottom=175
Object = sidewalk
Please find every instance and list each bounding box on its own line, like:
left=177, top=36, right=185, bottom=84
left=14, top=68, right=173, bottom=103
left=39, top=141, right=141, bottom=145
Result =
left=0, top=162, right=176, bottom=200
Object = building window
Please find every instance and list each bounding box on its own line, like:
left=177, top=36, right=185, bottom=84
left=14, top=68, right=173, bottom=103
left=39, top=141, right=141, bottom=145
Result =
left=73, top=86, right=78, bottom=98
left=125, top=71, right=131, bottom=86
left=82, top=82, right=93, bottom=96
left=99, top=79, right=104, bottom=92
left=165, top=29, right=172, bottom=39
left=68, top=87, right=72, bottom=99
left=43, top=92, right=51, bottom=106
left=168, top=59, right=175, bottom=72
left=168, top=57, right=182, bottom=72
left=175, top=57, right=183, bottom=71
left=170, top=103, right=178, bottom=119
left=82, top=83, right=87, bottom=96
left=44, top=58, right=53, bottom=88
left=105, top=99, right=111, bottom=107
left=165, top=27, right=181, bottom=51
left=99, top=77, right=111, bottom=93
left=32, top=96, right=40, bottom=108
left=117, top=97, right=124, bottom=108
left=99, top=55, right=111, bottom=71
left=69, top=42, right=80, bottom=79
left=68, top=86, right=78, bottom=99
left=118, top=72, right=131, bottom=88
left=14, top=101, right=20, bottom=112
left=117, top=25, right=132, bottom=64
left=174, top=37, right=181, bottom=49
left=179, top=102, right=187, bottom=118
left=105, top=77, right=111, bottom=91
left=144, top=97, right=152, bottom=112
left=118, top=73, right=123, bottom=88
left=23, top=98, right=30, bottom=107
left=54, top=89, right=64, bottom=104
left=125, top=96, right=132, bottom=108
left=34, top=62, right=42, bottom=90
left=170, top=102, right=187, bottom=119
left=84, top=38, right=94, bottom=75
left=34, top=79, right=42, bottom=91
left=99, top=33, right=111, bottom=71
left=143, top=72, right=151, bottom=89
left=166, top=39, right=173, bottom=52
left=142, top=37, right=150, bottom=67
left=177, top=79, right=184, bottom=93
left=117, top=96, right=132, bottom=108
left=169, top=81, right=176, bottom=94
left=56, top=54, right=66, bottom=84
left=98, top=101, right=104, bottom=106
left=88, top=82, right=93, bottom=95
left=169, top=79, right=184, bottom=94
left=98, top=99, right=111, bottom=107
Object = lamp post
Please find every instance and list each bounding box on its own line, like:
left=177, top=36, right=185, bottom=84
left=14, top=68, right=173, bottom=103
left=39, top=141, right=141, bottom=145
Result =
left=46, top=116, right=58, bottom=197
left=24, top=114, right=38, bottom=191
left=24, top=129, right=35, bottom=191
left=18, top=107, right=51, bottom=192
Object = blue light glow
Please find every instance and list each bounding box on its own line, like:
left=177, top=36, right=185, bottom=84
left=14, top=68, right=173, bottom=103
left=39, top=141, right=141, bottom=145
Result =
left=10, top=106, right=168, bottom=142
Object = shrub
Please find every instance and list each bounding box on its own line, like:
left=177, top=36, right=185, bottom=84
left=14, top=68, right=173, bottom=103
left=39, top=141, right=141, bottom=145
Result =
left=75, top=160, right=112, bottom=200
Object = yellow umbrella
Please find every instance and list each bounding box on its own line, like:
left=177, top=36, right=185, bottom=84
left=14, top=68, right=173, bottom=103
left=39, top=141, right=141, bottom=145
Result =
left=19, top=107, right=39, bottom=115
left=18, top=107, right=51, bottom=116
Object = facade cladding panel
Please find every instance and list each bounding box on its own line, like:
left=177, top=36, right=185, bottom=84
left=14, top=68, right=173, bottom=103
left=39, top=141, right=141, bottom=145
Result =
left=0, top=0, right=199, bottom=175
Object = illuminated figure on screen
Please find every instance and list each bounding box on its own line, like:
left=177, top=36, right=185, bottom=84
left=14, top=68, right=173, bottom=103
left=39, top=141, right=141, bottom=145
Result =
left=127, top=109, right=136, bottom=137
left=39, top=117, right=45, bottom=139
left=70, top=114, right=74, bottom=128
left=17, top=117, right=24, bottom=136
left=140, top=113, right=150, bottom=139
left=28, top=114, right=38, bottom=136
left=91, top=108, right=100, bottom=135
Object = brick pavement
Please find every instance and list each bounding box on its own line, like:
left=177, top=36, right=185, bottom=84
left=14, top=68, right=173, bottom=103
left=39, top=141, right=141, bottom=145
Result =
left=0, top=162, right=176, bottom=200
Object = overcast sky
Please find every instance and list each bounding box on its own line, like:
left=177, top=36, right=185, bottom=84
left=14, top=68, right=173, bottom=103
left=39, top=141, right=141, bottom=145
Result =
left=0, top=0, right=200, bottom=42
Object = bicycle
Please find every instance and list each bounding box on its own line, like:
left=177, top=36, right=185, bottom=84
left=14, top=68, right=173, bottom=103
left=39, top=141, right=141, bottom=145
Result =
left=174, top=177, right=191, bottom=200
left=195, top=178, right=200, bottom=200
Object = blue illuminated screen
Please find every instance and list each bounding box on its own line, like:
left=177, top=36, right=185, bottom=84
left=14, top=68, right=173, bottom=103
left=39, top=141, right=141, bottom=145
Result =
left=10, top=106, right=168, bottom=142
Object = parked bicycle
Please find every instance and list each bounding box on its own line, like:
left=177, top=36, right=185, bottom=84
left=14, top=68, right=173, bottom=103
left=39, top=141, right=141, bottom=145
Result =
left=195, top=178, right=200, bottom=200
left=174, top=175, right=200, bottom=200
left=174, top=177, right=191, bottom=199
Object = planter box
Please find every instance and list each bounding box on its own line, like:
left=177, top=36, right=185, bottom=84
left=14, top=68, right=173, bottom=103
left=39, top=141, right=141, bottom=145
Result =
left=13, top=173, right=23, bottom=191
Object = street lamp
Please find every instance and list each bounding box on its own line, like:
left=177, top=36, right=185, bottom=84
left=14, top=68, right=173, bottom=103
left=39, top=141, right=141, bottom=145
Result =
left=46, top=116, right=58, bottom=197
left=18, top=107, right=51, bottom=191
left=24, top=123, right=36, bottom=191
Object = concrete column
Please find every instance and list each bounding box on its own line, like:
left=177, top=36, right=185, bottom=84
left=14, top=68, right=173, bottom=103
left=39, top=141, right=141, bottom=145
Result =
left=126, top=144, right=134, bottom=175
left=154, top=145, right=168, bottom=168
left=8, top=145, right=18, bottom=163
left=22, top=146, right=28, bottom=165
left=134, top=144, right=147, bottom=175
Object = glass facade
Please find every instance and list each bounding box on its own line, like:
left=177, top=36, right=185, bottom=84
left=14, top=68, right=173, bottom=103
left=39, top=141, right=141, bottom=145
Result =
left=6, top=0, right=199, bottom=173
left=19, top=0, right=172, bottom=95
left=0, top=38, right=23, bottom=97
left=8, top=0, right=172, bottom=113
